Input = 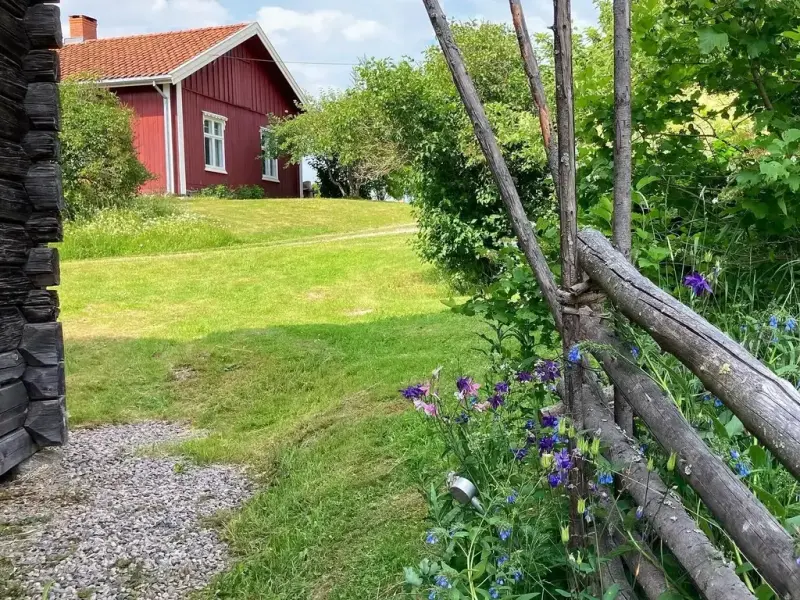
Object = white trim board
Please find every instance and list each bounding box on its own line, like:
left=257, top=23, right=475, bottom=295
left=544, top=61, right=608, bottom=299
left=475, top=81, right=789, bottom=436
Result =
left=176, top=82, right=187, bottom=195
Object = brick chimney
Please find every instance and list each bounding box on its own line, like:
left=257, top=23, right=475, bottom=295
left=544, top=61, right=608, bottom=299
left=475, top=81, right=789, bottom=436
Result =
left=68, top=15, right=98, bottom=42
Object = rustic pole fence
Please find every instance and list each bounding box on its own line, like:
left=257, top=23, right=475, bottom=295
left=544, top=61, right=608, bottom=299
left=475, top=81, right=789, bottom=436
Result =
left=420, top=0, right=800, bottom=596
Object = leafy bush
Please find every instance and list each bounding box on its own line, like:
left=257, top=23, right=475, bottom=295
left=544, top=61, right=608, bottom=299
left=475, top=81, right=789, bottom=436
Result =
left=196, top=184, right=265, bottom=199
left=60, top=79, right=152, bottom=220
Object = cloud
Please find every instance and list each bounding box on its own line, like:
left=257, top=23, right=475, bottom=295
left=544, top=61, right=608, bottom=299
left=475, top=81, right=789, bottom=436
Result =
left=257, top=7, right=388, bottom=43
left=60, top=0, right=230, bottom=37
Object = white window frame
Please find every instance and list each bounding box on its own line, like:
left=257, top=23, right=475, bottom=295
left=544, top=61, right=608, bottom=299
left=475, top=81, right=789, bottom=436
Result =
left=203, top=111, right=227, bottom=174
left=261, top=127, right=279, bottom=183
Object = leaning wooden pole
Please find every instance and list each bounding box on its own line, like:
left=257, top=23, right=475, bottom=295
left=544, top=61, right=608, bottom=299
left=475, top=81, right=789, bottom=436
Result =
left=611, top=0, right=635, bottom=436
left=582, top=318, right=800, bottom=596
left=420, top=0, right=563, bottom=331
left=578, top=228, right=800, bottom=479
left=509, top=0, right=560, bottom=186
left=578, top=380, right=756, bottom=600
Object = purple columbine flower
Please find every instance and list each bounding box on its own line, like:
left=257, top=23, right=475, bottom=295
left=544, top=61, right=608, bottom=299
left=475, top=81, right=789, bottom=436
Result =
left=554, top=448, right=573, bottom=471
left=568, top=345, right=581, bottom=363
left=413, top=400, right=438, bottom=417
left=516, top=371, right=533, bottom=383
left=489, top=394, right=505, bottom=409
left=425, top=531, right=439, bottom=544
left=512, top=447, right=529, bottom=461
left=786, top=318, right=798, bottom=333
left=495, top=381, right=510, bottom=394
left=548, top=472, right=562, bottom=488
left=542, top=415, right=558, bottom=428
left=498, top=527, right=512, bottom=541
left=539, top=435, right=555, bottom=454
left=684, top=272, right=713, bottom=296
left=535, top=360, right=561, bottom=383
left=456, top=377, right=480, bottom=398
left=497, top=554, right=509, bottom=566
left=400, top=385, right=427, bottom=400
left=524, top=419, right=536, bottom=430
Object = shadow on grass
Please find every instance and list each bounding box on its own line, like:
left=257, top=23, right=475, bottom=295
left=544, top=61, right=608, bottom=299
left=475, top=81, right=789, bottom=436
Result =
left=65, top=312, right=484, bottom=599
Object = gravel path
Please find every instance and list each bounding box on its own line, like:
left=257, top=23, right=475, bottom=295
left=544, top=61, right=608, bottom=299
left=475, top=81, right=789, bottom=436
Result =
left=0, top=422, right=253, bottom=599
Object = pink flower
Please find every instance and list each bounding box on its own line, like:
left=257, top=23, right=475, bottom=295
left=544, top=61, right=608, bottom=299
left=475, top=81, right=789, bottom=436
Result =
left=473, top=402, right=491, bottom=413
left=457, top=377, right=481, bottom=399
left=413, top=399, right=438, bottom=416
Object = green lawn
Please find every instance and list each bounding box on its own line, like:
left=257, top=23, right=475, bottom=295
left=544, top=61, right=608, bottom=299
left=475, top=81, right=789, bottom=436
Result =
left=61, top=198, right=482, bottom=598
left=59, top=197, right=416, bottom=261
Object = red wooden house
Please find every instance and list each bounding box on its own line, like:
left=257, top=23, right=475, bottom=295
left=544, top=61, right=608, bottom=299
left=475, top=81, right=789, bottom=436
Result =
left=58, top=16, right=305, bottom=197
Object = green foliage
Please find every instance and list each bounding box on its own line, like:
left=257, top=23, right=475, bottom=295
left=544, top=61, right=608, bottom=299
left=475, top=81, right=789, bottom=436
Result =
left=272, top=88, right=407, bottom=198
left=196, top=184, right=265, bottom=199
left=60, top=79, right=152, bottom=220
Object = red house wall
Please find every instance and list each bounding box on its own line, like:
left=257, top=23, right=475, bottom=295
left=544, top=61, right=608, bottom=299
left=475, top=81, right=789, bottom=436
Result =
left=114, top=86, right=167, bottom=194
left=180, top=38, right=301, bottom=197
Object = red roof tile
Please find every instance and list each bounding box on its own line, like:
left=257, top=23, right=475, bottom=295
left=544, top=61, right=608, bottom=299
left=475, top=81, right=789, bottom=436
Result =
left=59, top=23, right=250, bottom=80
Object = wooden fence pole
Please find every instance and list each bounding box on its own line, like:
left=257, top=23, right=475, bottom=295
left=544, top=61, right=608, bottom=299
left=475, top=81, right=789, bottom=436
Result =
left=611, top=0, right=635, bottom=436
left=420, top=0, right=563, bottom=330
left=578, top=228, right=800, bottom=480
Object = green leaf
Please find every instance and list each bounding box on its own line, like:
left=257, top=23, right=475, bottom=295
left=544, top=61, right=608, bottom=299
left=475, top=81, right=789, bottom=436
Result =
left=635, top=175, right=660, bottom=191
left=657, top=593, right=685, bottom=600
left=735, top=562, right=755, bottom=574
left=755, top=583, right=776, bottom=600
left=403, top=567, right=423, bottom=587
left=698, top=29, right=729, bottom=54
left=747, top=445, right=768, bottom=469
left=747, top=40, right=769, bottom=58
left=760, top=161, right=789, bottom=182
left=753, top=485, right=787, bottom=518
left=725, top=416, right=745, bottom=437
left=736, top=170, right=761, bottom=186
left=711, top=414, right=729, bottom=440
left=787, top=175, right=800, bottom=192
left=783, top=30, right=800, bottom=41
left=553, top=591, right=573, bottom=598
left=782, top=129, right=800, bottom=144
left=603, top=584, right=621, bottom=600
left=778, top=197, right=788, bottom=216
left=784, top=514, right=800, bottom=531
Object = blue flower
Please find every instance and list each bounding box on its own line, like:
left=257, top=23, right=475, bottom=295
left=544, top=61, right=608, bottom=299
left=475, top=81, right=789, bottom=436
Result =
left=434, top=575, right=452, bottom=589
left=516, top=371, right=533, bottom=383
left=684, top=272, right=712, bottom=296
left=495, top=381, right=510, bottom=394
left=497, top=554, right=509, bottom=566
left=548, top=472, right=562, bottom=488
left=598, top=472, right=614, bottom=486
left=489, top=588, right=500, bottom=599
left=541, top=415, right=559, bottom=428
left=538, top=435, right=555, bottom=454
left=769, top=315, right=779, bottom=328
left=496, top=578, right=505, bottom=586
left=554, top=448, right=574, bottom=471
left=425, top=531, right=438, bottom=545
left=524, top=419, right=536, bottom=430
left=714, top=398, right=723, bottom=408
left=702, top=393, right=712, bottom=402
left=736, top=462, right=751, bottom=478
left=428, top=591, right=437, bottom=600
left=498, top=527, right=512, bottom=541
left=636, top=506, right=644, bottom=520
left=512, top=569, right=523, bottom=582
left=772, top=335, right=779, bottom=344
left=535, top=360, right=561, bottom=382
left=631, top=346, right=640, bottom=359
left=400, top=385, right=426, bottom=399
left=568, top=345, right=581, bottom=363
left=740, top=324, right=747, bottom=332
left=786, top=318, right=798, bottom=333
left=454, top=412, right=469, bottom=425
left=730, top=449, right=740, bottom=460
left=507, top=491, right=518, bottom=504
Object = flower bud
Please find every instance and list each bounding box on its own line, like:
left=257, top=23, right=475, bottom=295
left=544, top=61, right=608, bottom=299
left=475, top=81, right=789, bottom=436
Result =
left=561, top=525, right=570, bottom=544
left=647, top=456, right=654, bottom=471
left=558, top=418, right=568, bottom=436
left=541, top=453, right=554, bottom=469
left=577, top=436, right=589, bottom=455
left=590, top=437, right=600, bottom=457
left=667, top=452, right=677, bottom=472
left=577, top=498, right=586, bottom=514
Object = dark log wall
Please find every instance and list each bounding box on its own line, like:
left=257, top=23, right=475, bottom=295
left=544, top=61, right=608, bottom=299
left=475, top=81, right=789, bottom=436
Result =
left=0, top=0, right=66, bottom=476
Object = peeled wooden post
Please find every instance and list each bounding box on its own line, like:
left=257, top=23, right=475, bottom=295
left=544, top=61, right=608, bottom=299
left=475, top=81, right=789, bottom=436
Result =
left=420, top=0, right=562, bottom=330
left=611, top=0, right=635, bottom=436
left=578, top=228, right=800, bottom=479
left=509, top=0, right=559, bottom=186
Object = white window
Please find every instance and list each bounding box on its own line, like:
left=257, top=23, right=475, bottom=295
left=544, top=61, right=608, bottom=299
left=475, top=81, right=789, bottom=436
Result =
left=261, top=127, right=279, bottom=182
left=203, top=112, right=227, bottom=173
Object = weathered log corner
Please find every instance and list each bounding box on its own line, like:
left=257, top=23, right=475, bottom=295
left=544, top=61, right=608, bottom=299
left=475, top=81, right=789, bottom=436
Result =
left=0, top=0, right=66, bottom=477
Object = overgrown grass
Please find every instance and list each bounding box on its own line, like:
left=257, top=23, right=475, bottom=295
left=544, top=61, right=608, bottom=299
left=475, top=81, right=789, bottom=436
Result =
left=61, top=210, right=481, bottom=598
left=59, top=196, right=415, bottom=261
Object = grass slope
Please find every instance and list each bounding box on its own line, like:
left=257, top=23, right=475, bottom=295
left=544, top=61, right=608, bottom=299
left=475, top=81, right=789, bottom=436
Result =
left=59, top=198, right=415, bottom=261
left=61, top=201, right=481, bottom=598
